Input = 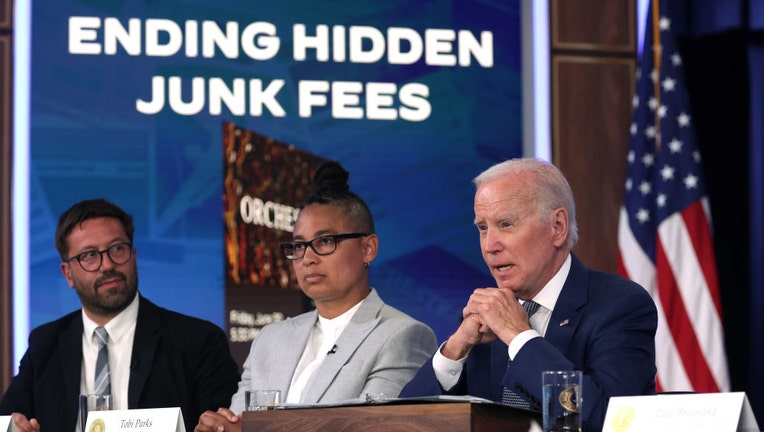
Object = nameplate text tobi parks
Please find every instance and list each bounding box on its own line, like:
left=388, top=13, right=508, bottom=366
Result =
left=84, top=407, right=185, bottom=432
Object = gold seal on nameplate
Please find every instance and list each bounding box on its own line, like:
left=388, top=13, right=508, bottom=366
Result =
left=89, top=418, right=105, bottom=432
left=611, top=405, right=636, bottom=432
left=558, top=384, right=581, bottom=413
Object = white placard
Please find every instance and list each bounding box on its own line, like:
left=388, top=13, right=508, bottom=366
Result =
left=0, top=416, right=16, bottom=432
left=84, top=407, right=185, bottom=432
left=602, top=392, right=759, bottom=432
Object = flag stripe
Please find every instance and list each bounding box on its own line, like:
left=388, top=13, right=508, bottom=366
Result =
left=618, top=207, right=692, bottom=391
left=681, top=199, right=722, bottom=314
left=660, top=211, right=722, bottom=348
left=663, top=204, right=729, bottom=391
left=678, top=203, right=729, bottom=390
left=656, top=224, right=720, bottom=392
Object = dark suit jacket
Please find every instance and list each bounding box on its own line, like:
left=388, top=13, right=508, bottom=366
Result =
left=0, top=295, right=240, bottom=432
left=400, top=255, right=658, bottom=432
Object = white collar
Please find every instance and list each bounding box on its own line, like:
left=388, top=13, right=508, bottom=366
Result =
left=316, top=297, right=365, bottom=340
left=82, top=292, right=140, bottom=343
left=526, top=254, right=572, bottom=312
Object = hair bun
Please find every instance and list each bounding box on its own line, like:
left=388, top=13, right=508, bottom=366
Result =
left=313, top=161, right=350, bottom=194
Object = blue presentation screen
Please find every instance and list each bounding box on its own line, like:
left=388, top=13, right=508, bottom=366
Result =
left=26, top=0, right=522, bottom=351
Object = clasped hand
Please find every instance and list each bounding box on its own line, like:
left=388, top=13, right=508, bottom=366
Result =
left=441, top=288, right=531, bottom=360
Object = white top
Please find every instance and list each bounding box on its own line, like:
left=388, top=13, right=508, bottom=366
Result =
left=286, top=299, right=364, bottom=403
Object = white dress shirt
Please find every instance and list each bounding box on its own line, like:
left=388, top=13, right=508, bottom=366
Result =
left=80, top=292, right=139, bottom=411
left=433, top=254, right=572, bottom=390
left=286, top=300, right=364, bottom=403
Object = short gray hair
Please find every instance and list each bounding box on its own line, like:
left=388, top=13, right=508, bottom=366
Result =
left=473, top=158, right=579, bottom=249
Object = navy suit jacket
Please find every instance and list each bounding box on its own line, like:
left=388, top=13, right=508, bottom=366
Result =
left=0, top=295, right=240, bottom=432
left=400, top=255, right=658, bottom=432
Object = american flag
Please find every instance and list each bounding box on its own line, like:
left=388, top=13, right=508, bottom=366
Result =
left=617, top=0, right=730, bottom=393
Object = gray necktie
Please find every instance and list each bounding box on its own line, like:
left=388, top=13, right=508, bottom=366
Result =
left=501, top=300, right=541, bottom=408
left=94, top=327, right=111, bottom=395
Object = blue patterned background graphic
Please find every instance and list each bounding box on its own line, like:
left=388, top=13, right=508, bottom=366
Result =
left=27, top=0, right=522, bottom=344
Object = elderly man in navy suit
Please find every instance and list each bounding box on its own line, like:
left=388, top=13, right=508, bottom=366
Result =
left=401, top=158, right=658, bottom=432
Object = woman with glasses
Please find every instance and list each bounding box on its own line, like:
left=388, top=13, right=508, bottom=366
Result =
left=195, top=161, right=438, bottom=432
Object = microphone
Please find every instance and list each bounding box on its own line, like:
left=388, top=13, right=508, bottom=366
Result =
left=327, top=344, right=337, bottom=355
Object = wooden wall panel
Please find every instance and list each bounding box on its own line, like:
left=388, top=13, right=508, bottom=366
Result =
left=553, top=57, right=634, bottom=273
left=0, top=0, right=9, bottom=28
left=550, top=0, right=636, bottom=273
left=552, top=0, right=634, bottom=53
left=1, top=0, right=12, bottom=393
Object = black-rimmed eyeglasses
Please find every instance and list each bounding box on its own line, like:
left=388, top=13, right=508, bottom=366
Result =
left=280, top=233, right=368, bottom=260
left=63, top=242, right=133, bottom=272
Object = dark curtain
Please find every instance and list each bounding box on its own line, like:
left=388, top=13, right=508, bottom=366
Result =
left=747, top=0, right=764, bottom=424
left=747, top=32, right=764, bottom=431
left=664, top=0, right=764, bottom=423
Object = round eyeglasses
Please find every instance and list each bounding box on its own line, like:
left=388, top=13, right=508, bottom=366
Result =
left=280, top=233, right=368, bottom=260
left=63, top=242, right=133, bottom=272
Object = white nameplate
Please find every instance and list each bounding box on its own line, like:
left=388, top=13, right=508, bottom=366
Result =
left=0, top=416, right=16, bottom=432
left=84, top=407, right=185, bottom=432
left=602, top=392, right=759, bottom=432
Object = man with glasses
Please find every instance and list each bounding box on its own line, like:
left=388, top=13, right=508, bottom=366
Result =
left=0, top=198, right=241, bottom=432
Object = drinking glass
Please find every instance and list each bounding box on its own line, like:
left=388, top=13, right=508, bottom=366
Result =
left=78, top=394, right=112, bottom=432
left=245, top=389, right=281, bottom=411
left=542, top=370, right=582, bottom=432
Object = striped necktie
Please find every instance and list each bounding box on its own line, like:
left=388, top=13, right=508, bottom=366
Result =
left=501, top=300, right=541, bottom=408
left=94, top=326, right=111, bottom=395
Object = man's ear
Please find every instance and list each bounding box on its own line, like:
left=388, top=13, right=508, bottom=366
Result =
left=60, top=262, right=75, bottom=288
left=551, top=207, right=569, bottom=248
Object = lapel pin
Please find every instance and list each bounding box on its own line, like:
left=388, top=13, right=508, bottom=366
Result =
left=559, top=319, right=570, bottom=327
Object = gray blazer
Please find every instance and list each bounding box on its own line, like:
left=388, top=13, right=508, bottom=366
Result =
left=229, top=289, right=437, bottom=412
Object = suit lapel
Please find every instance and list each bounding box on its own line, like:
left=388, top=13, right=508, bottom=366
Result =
left=544, top=255, right=588, bottom=355
left=300, top=290, right=382, bottom=403
left=276, top=312, right=316, bottom=392
left=128, top=296, right=159, bottom=408
left=62, top=315, right=84, bottom=425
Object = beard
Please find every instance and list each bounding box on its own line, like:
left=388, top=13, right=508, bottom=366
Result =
left=73, top=266, right=139, bottom=317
